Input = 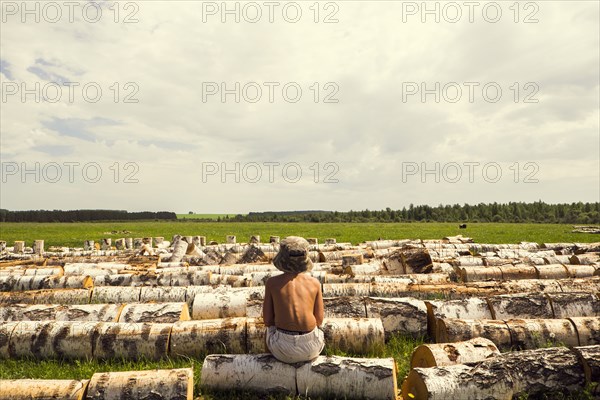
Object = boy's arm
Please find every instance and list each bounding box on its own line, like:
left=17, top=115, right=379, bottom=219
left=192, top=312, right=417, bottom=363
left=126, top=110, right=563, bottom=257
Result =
left=263, top=281, right=275, bottom=327
left=313, top=282, right=324, bottom=327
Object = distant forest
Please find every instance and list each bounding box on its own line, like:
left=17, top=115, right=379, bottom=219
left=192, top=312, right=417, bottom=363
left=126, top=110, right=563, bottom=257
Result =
left=0, top=209, right=176, bottom=223
left=0, top=202, right=598, bottom=224
left=222, top=202, right=600, bottom=224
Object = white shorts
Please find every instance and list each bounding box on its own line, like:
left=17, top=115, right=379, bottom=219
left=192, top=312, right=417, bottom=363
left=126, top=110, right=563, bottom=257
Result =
left=266, top=326, right=325, bottom=364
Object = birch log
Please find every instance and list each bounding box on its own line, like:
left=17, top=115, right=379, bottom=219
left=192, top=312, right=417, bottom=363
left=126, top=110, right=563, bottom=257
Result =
left=565, top=264, right=597, bottom=278
left=497, top=264, right=538, bottom=280
left=34, top=289, right=92, bottom=305
left=425, top=298, right=492, bottom=338
left=140, top=286, right=187, bottom=303
left=321, top=318, right=385, bottom=354
left=93, top=322, right=171, bottom=360
left=569, top=317, right=600, bottom=345
left=91, top=286, right=142, bottom=303
left=547, top=292, right=600, bottom=318
left=401, top=347, right=586, bottom=400
left=460, top=266, right=503, bottom=282
left=323, top=297, right=367, bottom=318
left=85, top=368, right=193, bottom=400
left=169, top=318, right=246, bottom=357
left=505, top=318, right=579, bottom=349
left=297, top=355, right=397, bottom=400
left=0, top=304, right=122, bottom=322
left=201, top=354, right=297, bottom=395
left=436, top=319, right=512, bottom=350
left=410, top=337, right=500, bottom=368
left=0, top=322, right=19, bottom=358
left=0, top=379, right=89, bottom=400
left=365, top=297, right=428, bottom=338
left=117, top=302, right=190, bottom=323
left=486, top=294, right=554, bottom=320
left=169, top=239, right=188, bottom=262
left=192, top=290, right=247, bottom=319
left=6, top=321, right=101, bottom=359
left=534, top=264, right=570, bottom=279
left=572, top=345, right=600, bottom=394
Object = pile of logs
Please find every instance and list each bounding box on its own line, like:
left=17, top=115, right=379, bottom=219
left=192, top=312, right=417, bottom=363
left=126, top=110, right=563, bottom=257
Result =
left=0, top=317, right=384, bottom=360
left=1, top=235, right=599, bottom=399
left=402, top=344, right=599, bottom=399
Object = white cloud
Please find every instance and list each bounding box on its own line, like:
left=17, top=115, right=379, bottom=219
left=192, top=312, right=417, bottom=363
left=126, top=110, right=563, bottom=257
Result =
left=1, top=0, right=598, bottom=213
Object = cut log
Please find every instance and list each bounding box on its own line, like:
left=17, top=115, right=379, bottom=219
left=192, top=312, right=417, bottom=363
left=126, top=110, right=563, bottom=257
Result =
left=201, top=354, right=297, bottom=395
left=323, top=297, right=367, bottom=318
left=0, top=275, right=49, bottom=291
left=460, top=266, right=503, bottom=282
left=386, top=248, right=433, bottom=274
left=91, top=286, right=142, bottom=303
left=534, top=264, right=569, bottom=279
left=117, top=302, right=190, bottom=323
left=169, top=318, right=246, bottom=357
left=321, top=318, right=385, bottom=354
left=297, top=355, right=397, bottom=400
left=569, top=317, right=600, bottom=345
left=410, top=337, right=500, bottom=368
left=192, top=290, right=247, bottom=319
left=0, top=322, right=19, bottom=358
left=14, top=241, right=25, bottom=253
left=425, top=298, right=492, bottom=338
left=497, top=264, right=538, bottom=280
left=365, top=297, right=428, bottom=338
left=85, top=368, right=193, bottom=400
left=35, top=289, right=92, bottom=305
left=547, top=292, right=600, bottom=318
left=6, top=321, right=101, bottom=359
left=499, top=279, right=564, bottom=294
left=238, top=245, right=267, bottom=264
left=93, top=322, right=171, bottom=360
left=505, top=318, right=579, bottom=349
left=564, top=264, right=597, bottom=278
left=322, top=283, right=372, bottom=297
left=402, top=347, right=586, bottom=400
left=169, top=238, right=188, bottom=262
left=0, top=304, right=122, bottom=322
left=572, top=345, right=600, bottom=395
left=140, top=286, right=187, bottom=303
left=486, top=294, right=553, bottom=320
left=435, top=319, right=512, bottom=350
left=0, top=379, right=88, bottom=400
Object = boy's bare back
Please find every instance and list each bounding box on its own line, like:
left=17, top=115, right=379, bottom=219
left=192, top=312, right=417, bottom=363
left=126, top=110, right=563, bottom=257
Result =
left=263, top=272, right=324, bottom=332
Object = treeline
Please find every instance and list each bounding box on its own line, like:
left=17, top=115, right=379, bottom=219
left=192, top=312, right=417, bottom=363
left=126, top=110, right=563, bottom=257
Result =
left=0, top=209, right=177, bottom=223
left=220, top=202, right=600, bottom=224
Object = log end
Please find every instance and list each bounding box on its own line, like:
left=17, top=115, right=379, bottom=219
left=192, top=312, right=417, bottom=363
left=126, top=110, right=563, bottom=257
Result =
left=410, top=345, right=436, bottom=368
left=401, top=369, right=428, bottom=400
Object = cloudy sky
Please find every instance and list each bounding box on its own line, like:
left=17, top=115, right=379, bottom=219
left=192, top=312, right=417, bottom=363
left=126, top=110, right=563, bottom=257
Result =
left=1, top=0, right=598, bottom=213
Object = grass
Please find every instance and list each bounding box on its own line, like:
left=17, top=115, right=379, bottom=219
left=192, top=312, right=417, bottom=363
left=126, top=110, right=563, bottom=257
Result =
left=176, top=214, right=242, bottom=220
left=1, top=222, right=598, bottom=248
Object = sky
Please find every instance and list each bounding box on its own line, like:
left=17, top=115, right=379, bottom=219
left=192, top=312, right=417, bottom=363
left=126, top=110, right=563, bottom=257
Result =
left=1, top=0, right=598, bottom=213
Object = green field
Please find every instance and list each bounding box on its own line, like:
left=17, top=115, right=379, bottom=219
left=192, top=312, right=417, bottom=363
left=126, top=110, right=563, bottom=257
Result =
left=0, top=221, right=598, bottom=248
left=176, top=214, right=242, bottom=220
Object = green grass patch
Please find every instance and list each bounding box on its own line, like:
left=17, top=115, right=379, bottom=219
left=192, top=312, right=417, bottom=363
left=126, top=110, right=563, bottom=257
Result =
left=0, top=222, right=598, bottom=248
left=176, top=214, right=242, bottom=220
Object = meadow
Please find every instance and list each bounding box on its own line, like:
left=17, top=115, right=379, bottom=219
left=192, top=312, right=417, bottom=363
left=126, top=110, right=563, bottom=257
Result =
left=0, top=221, right=598, bottom=248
